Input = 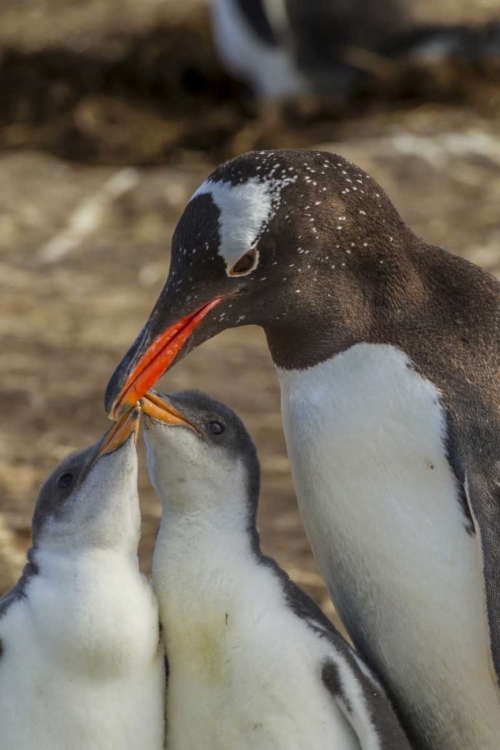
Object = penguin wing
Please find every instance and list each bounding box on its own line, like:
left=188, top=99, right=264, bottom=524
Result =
left=463, top=467, right=500, bottom=689
left=0, top=579, right=26, bottom=619
left=445, top=403, right=500, bottom=691
left=0, top=557, right=37, bottom=620
left=269, top=559, right=412, bottom=748
left=321, top=644, right=412, bottom=750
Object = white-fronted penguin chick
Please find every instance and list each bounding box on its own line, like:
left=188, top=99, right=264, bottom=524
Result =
left=0, top=408, right=165, bottom=750
left=142, top=389, right=412, bottom=750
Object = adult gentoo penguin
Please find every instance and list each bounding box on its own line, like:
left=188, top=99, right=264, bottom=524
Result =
left=0, top=408, right=165, bottom=750
left=210, top=0, right=412, bottom=99
left=210, top=0, right=500, bottom=100
left=106, top=148, right=500, bottom=749
left=141, top=388, right=412, bottom=750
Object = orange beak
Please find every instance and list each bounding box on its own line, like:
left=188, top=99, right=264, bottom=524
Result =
left=107, top=297, right=222, bottom=420
left=96, top=405, right=141, bottom=460
left=141, top=391, right=197, bottom=432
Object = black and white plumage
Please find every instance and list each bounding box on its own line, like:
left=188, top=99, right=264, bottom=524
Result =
left=142, top=389, right=412, bottom=750
left=210, top=0, right=412, bottom=98
left=106, top=148, right=500, bottom=750
left=0, top=409, right=165, bottom=750
left=209, top=0, right=500, bottom=100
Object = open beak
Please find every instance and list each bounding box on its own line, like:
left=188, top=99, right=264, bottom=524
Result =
left=105, top=297, right=222, bottom=420
left=141, top=391, right=197, bottom=431
left=95, top=405, right=141, bottom=461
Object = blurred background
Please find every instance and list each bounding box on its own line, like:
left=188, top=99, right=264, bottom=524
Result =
left=1, top=0, right=500, bottom=627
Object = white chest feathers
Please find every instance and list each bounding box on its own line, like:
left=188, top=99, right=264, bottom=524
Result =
left=278, top=343, right=500, bottom=749
left=0, top=550, right=165, bottom=750
left=154, top=528, right=378, bottom=750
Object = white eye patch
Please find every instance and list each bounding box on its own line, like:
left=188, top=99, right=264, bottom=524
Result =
left=190, top=174, right=295, bottom=274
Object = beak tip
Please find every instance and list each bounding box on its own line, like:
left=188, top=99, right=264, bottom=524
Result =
left=97, top=404, right=142, bottom=460
left=104, top=322, right=156, bottom=418
left=104, top=376, right=121, bottom=420
left=104, top=297, right=224, bottom=420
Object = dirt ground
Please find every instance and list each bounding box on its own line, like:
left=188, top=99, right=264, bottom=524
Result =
left=1, top=0, right=500, bottom=630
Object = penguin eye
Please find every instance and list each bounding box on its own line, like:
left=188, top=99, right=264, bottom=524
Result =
left=228, top=248, right=259, bottom=276
left=57, top=473, right=74, bottom=489
left=209, top=421, right=225, bottom=436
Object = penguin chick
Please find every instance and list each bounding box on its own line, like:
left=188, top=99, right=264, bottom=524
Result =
left=0, top=408, right=165, bottom=750
left=143, top=389, right=411, bottom=750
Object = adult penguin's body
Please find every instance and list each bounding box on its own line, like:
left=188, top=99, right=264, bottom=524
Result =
left=0, top=410, right=165, bottom=750
left=106, top=148, right=500, bottom=750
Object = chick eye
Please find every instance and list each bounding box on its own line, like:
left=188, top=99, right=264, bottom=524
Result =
left=229, top=248, right=259, bottom=276
left=57, top=472, right=74, bottom=489
left=209, top=421, right=225, bottom=436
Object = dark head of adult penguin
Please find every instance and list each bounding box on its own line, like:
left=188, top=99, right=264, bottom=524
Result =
left=105, top=148, right=441, bottom=418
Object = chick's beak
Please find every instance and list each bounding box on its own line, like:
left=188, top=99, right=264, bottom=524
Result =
left=96, top=406, right=141, bottom=460
left=141, top=391, right=197, bottom=431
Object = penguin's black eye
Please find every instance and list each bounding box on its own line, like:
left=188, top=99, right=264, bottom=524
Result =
left=57, top=473, right=74, bottom=489
left=209, top=421, right=225, bottom=436
left=229, top=248, right=259, bottom=276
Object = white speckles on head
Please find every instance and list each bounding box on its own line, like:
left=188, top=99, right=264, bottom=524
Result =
left=190, top=174, right=297, bottom=275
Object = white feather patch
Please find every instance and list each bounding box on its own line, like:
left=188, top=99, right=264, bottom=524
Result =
left=191, top=174, right=296, bottom=273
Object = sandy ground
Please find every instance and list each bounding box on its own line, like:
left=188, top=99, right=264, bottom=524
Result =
left=1, top=0, right=500, bottom=631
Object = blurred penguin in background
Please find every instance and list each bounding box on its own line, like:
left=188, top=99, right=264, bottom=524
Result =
left=210, top=0, right=500, bottom=103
